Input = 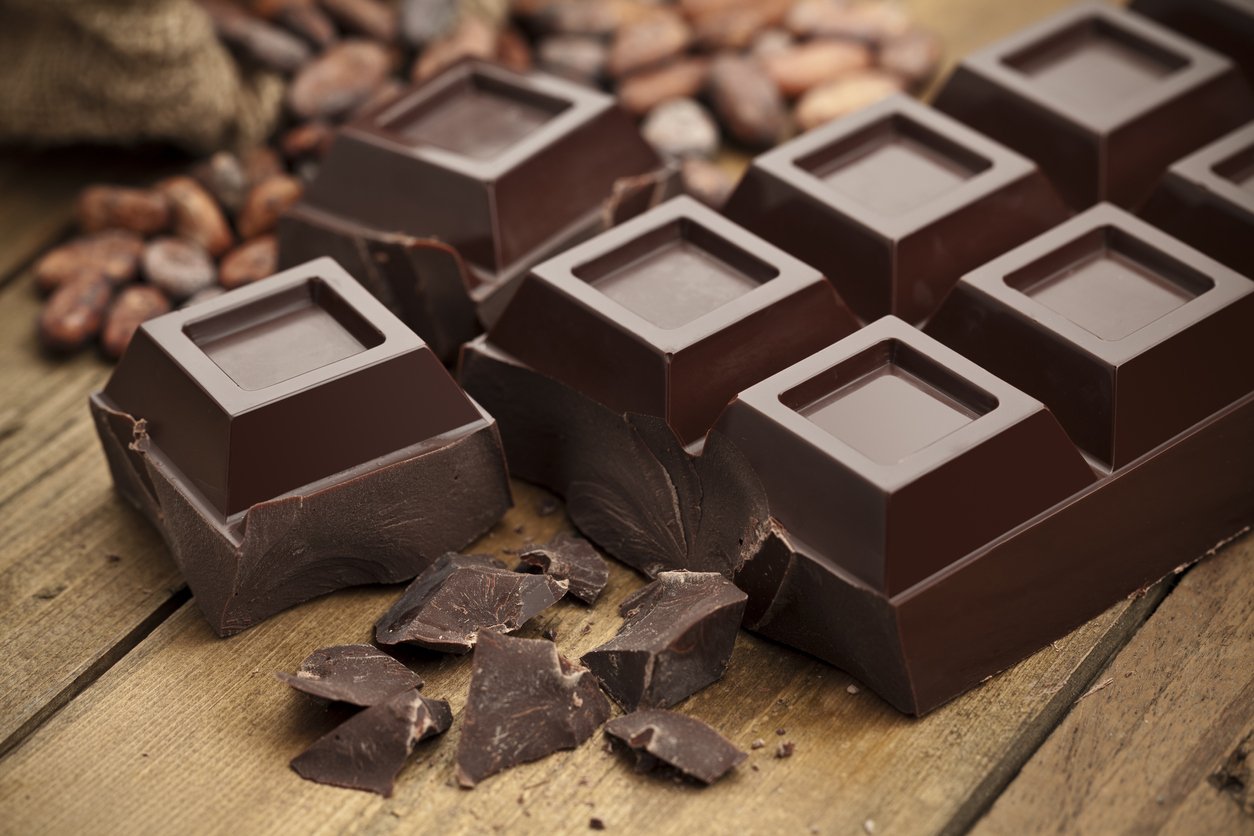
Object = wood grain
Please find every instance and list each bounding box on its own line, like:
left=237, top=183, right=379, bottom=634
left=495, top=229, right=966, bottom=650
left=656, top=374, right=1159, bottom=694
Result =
left=972, top=536, right=1254, bottom=836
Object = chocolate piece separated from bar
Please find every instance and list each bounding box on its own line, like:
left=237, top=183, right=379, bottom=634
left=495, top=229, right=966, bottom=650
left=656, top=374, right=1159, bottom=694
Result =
left=518, top=534, right=610, bottom=605
left=1132, top=0, right=1254, bottom=88
left=276, top=644, right=421, bottom=707
left=934, top=3, right=1253, bottom=210
left=928, top=204, right=1254, bottom=469
left=604, top=710, right=746, bottom=786
left=455, top=631, right=611, bottom=787
left=290, top=688, right=452, bottom=797
left=375, top=554, right=568, bottom=653
left=1142, top=121, right=1254, bottom=280
left=716, top=317, right=1096, bottom=595
left=583, top=572, right=747, bottom=711
left=488, top=196, right=860, bottom=444
left=724, top=94, right=1067, bottom=323
left=89, top=257, right=511, bottom=636
left=279, top=60, right=670, bottom=360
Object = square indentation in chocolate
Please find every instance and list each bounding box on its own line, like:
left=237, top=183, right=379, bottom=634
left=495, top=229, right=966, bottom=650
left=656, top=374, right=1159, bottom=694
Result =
left=1006, top=228, right=1210, bottom=341
left=783, top=341, right=991, bottom=464
left=1214, top=145, right=1254, bottom=193
left=1004, top=18, right=1185, bottom=117
left=385, top=72, right=568, bottom=160
left=572, top=219, right=777, bottom=329
left=186, top=280, right=384, bottom=391
left=798, top=116, right=991, bottom=217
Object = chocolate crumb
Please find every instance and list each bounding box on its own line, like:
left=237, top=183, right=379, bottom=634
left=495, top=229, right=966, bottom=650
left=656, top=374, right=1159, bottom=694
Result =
left=589, top=818, right=605, bottom=831
left=750, top=738, right=765, bottom=750
left=776, top=728, right=787, bottom=736
left=776, top=741, right=795, bottom=759
left=847, top=684, right=861, bottom=695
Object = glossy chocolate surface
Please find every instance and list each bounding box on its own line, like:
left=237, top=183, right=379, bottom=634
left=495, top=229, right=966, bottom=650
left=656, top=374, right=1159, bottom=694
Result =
left=928, top=204, right=1254, bottom=469
left=1132, top=0, right=1254, bottom=87
left=488, top=196, right=859, bottom=443
left=724, top=95, right=1066, bottom=322
left=1142, top=122, right=1254, bottom=280
left=934, top=3, right=1254, bottom=210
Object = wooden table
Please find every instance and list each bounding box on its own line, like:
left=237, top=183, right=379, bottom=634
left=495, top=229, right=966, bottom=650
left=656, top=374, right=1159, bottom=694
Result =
left=0, top=2, right=1250, bottom=833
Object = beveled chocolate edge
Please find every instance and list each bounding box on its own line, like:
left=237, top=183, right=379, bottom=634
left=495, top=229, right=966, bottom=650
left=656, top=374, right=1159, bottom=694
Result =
left=955, top=203, right=1254, bottom=367
left=727, top=316, right=1050, bottom=492
left=515, top=195, right=846, bottom=355
left=742, top=94, right=1040, bottom=240
left=1159, top=121, right=1254, bottom=216
left=954, top=1, right=1238, bottom=133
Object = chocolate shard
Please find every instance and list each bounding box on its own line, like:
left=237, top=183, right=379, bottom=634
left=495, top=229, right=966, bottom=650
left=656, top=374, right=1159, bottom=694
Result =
left=275, top=644, right=422, bottom=707
left=604, top=709, right=746, bottom=785
left=517, top=533, right=610, bottom=605
left=455, top=631, right=611, bottom=787
left=290, top=688, right=452, bottom=797
left=375, top=554, right=569, bottom=653
left=581, top=572, right=747, bottom=711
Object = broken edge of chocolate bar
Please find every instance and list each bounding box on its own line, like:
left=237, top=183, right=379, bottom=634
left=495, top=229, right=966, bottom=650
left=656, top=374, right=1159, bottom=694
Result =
left=276, top=644, right=422, bottom=707
left=604, top=709, right=746, bottom=786
left=517, top=533, right=610, bottom=605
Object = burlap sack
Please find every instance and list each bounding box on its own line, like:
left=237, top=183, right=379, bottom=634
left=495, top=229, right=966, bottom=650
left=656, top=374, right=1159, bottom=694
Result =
left=0, top=0, right=283, bottom=153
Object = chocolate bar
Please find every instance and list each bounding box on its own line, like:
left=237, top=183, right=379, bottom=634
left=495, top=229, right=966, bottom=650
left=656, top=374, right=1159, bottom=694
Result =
left=934, top=3, right=1253, bottom=210
left=89, top=257, right=511, bottom=635
left=1132, top=0, right=1254, bottom=87
left=279, top=60, right=673, bottom=361
left=1142, top=121, right=1254, bottom=280
left=724, top=93, right=1067, bottom=323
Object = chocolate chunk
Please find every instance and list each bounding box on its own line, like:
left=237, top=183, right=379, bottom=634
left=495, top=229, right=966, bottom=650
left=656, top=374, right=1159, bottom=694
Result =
left=604, top=710, right=746, bottom=785
left=375, top=554, right=568, bottom=653
left=276, top=644, right=422, bottom=707
left=518, top=534, right=610, bottom=605
left=582, top=572, right=747, bottom=711
left=290, top=688, right=452, bottom=796
left=455, top=631, right=611, bottom=787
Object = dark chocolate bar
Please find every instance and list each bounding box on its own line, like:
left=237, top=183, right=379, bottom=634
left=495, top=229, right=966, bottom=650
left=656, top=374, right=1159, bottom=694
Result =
left=90, top=257, right=512, bottom=635
left=934, top=3, right=1253, bottom=210
left=1132, top=0, right=1254, bottom=88
left=279, top=60, right=672, bottom=361
left=724, top=93, right=1067, bottom=323
left=1142, top=121, right=1254, bottom=280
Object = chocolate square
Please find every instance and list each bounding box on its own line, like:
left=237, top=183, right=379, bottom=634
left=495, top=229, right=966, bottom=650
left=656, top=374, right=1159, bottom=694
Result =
left=935, top=3, right=1253, bottom=210
left=724, top=95, right=1066, bottom=322
left=929, top=204, right=1254, bottom=469
left=488, top=196, right=860, bottom=443
left=1132, top=0, right=1254, bottom=88
left=715, top=317, right=1095, bottom=594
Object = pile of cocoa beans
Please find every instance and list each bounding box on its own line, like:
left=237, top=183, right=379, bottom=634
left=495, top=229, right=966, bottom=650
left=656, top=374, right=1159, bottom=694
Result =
left=35, top=0, right=941, bottom=360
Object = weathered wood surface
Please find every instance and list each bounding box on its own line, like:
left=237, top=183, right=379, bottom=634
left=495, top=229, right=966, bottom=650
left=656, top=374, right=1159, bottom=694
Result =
left=973, top=537, right=1254, bottom=836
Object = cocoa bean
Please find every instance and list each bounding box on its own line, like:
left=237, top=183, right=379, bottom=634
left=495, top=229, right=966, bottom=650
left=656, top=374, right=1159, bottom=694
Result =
left=497, top=28, right=535, bottom=74
left=101, top=286, right=172, bottom=359
left=762, top=40, right=871, bottom=98
left=39, top=274, right=114, bottom=353
left=242, top=146, right=285, bottom=185
left=786, top=0, right=911, bottom=46
left=158, top=176, right=235, bottom=258
left=35, top=231, right=144, bottom=295
left=680, top=157, right=737, bottom=210
left=607, top=12, right=692, bottom=78
left=281, top=121, right=337, bottom=161
left=142, top=238, right=218, bottom=300
left=642, top=98, right=720, bottom=159
left=411, top=17, right=499, bottom=83
left=618, top=57, right=709, bottom=116
left=203, top=0, right=312, bottom=74
left=266, top=2, right=339, bottom=48
left=707, top=55, right=788, bottom=147
left=219, top=235, right=280, bottom=290
left=401, top=0, right=458, bottom=48
left=537, top=36, right=607, bottom=85
left=237, top=175, right=304, bottom=239
left=751, top=28, right=794, bottom=60
left=538, top=0, right=658, bottom=37
left=193, top=151, right=250, bottom=216
left=794, top=71, right=902, bottom=131
left=879, top=27, right=943, bottom=90
left=318, top=0, right=398, bottom=43
left=288, top=40, right=394, bottom=120
left=75, top=186, right=171, bottom=236
left=691, top=0, right=791, bottom=50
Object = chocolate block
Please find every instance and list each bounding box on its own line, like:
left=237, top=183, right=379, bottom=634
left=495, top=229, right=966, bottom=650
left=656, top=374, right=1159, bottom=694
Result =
left=934, top=3, right=1253, bottom=210
left=488, top=196, right=860, bottom=443
left=582, top=572, right=747, bottom=710
left=1142, top=122, right=1254, bottom=280
left=1132, top=0, right=1254, bottom=87
left=89, top=258, right=511, bottom=635
left=928, top=204, right=1254, bottom=469
left=279, top=60, right=669, bottom=360
left=724, top=94, right=1067, bottom=323
left=604, top=710, right=747, bottom=785
left=715, top=317, right=1096, bottom=595
left=276, top=645, right=422, bottom=707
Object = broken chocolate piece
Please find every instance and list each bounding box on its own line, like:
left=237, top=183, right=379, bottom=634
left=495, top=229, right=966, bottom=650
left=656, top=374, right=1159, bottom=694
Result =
left=290, top=688, right=452, bottom=797
left=582, top=572, right=747, bottom=711
left=456, top=630, right=610, bottom=787
left=276, top=644, right=422, bottom=707
left=375, top=553, right=568, bottom=653
left=518, top=533, right=610, bottom=605
left=604, top=709, right=746, bottom=785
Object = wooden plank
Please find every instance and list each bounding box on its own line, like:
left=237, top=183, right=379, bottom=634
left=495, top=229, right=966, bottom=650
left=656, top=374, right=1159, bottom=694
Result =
left=971, top=536, right=1254, bottom=836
